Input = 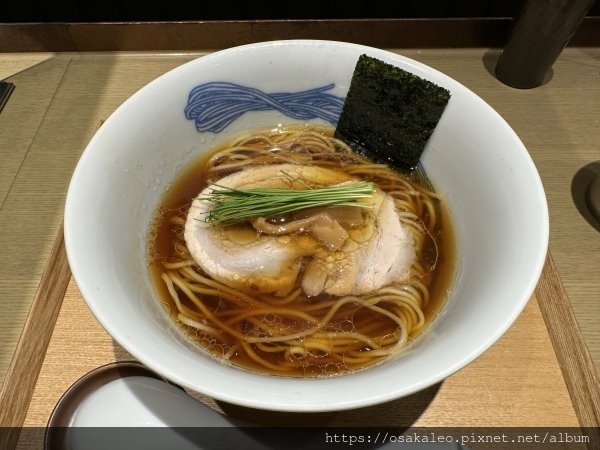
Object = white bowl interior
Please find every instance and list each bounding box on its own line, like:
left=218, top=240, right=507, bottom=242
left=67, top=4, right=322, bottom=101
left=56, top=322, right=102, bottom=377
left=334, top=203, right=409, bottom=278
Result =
left=64, top=40, right=548, bottom=411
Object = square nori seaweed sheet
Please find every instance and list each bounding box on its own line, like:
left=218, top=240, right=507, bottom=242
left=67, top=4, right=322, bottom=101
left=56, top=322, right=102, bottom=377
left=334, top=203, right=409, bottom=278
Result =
left=334, top=54, right=451, bottom=171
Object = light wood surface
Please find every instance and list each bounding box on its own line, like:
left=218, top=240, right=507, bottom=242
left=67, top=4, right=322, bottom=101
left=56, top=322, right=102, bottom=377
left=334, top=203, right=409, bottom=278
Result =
left=0, top=48, right=599, bottom=449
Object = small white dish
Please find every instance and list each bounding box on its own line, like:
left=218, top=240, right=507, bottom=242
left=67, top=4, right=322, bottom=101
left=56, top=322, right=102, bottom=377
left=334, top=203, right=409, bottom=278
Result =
left=45, top=362, right=469, bottom=450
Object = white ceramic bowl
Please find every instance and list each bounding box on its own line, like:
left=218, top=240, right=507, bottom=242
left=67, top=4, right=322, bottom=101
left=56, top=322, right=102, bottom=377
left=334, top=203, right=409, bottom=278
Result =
left=64, top=40, right=548, bottom=412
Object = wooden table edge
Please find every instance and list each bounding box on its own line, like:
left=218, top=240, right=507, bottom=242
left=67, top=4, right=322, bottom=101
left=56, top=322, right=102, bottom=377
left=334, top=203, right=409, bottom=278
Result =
left=0, top=231, right=598, bottom=436
left=0, top=18, right=599, bottom=53
left=0, top=221, right=70, bottom=436
left=535, top=252, right=600, bottom=428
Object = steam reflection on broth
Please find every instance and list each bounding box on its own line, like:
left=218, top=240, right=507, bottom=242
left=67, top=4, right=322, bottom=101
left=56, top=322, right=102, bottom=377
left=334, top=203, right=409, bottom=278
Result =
left=148, top=124, right=455, bottom=377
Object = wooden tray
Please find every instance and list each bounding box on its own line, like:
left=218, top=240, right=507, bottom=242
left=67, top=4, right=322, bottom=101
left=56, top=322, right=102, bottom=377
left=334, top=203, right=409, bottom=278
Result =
left=1, top=219, right=599, bottom=449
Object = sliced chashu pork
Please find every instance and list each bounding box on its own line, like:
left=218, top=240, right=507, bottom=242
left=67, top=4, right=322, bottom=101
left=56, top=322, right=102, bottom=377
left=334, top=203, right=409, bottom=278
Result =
left=301, top=188, right=415, bottom=296
left=184, top=163, right=416, bottom=297
left=184, top=164, right=349, bottom=296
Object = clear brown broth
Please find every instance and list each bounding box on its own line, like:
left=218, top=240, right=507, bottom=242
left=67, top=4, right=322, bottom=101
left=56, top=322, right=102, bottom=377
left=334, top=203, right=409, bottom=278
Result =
left=147, top=127, right=456, bottom=376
